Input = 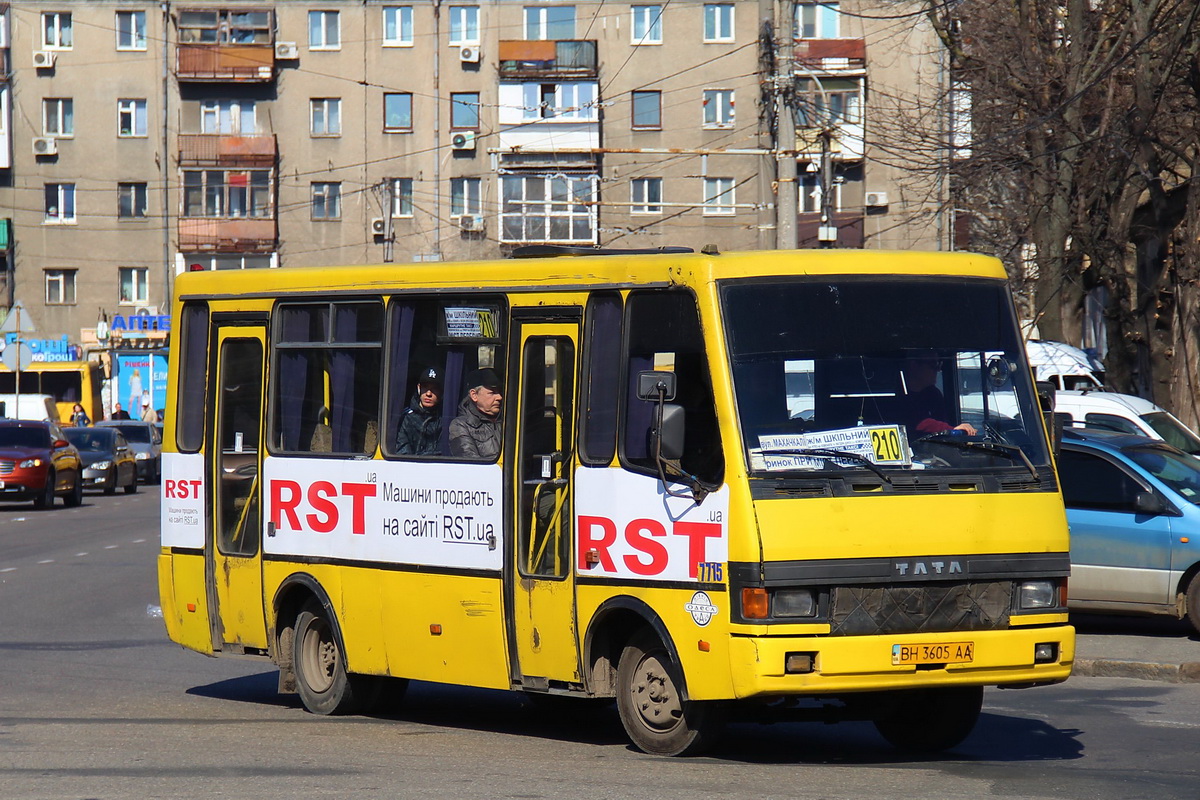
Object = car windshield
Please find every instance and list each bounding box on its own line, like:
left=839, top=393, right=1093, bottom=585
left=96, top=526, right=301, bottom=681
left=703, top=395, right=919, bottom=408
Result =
left=0, top=427, right=51, bottom=448
left=107, top=424, right=151, bottom=443
left=1126, top=444, right=1200, bottom=505
left=722, top=277, right=1051, bottom=477
left=1140, top=412, right=1200, bottom=455
left=65, top=428, right=115, bottom=452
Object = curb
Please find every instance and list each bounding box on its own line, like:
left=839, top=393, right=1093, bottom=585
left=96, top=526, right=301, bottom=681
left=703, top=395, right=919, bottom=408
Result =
left=1074, top=658, right=1200, bottom=683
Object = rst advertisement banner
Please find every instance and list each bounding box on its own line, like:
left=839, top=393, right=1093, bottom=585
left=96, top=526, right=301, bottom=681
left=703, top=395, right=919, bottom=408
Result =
left=574, top=469, right=728, bottom=583
left=161, top=452, right=205, bottom=549
left=264, top=457, right=503, bottom=571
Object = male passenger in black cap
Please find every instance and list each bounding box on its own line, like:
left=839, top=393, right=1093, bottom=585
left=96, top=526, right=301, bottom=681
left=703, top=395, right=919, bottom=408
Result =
left=449, top=367, right=503, bottom=460
left=396, top=366, right=444, bottom=455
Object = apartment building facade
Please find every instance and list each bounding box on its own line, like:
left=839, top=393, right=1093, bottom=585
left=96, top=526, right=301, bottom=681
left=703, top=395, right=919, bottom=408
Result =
left=0, top=0, right=948, bottom=349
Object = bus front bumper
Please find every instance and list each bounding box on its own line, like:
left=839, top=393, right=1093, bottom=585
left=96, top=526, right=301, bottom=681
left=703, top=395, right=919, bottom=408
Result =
left=727, top=625, right=1074, bottom=699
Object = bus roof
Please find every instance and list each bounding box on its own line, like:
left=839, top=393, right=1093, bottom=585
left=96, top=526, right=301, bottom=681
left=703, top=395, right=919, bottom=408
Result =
left=174, top=249, right=1007, bottom=301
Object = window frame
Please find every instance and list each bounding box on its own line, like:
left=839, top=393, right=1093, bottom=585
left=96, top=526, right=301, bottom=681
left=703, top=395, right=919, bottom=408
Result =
left=630, top=177, right=663, bottom=215
left=42, top=12, right=73, bottom=49
left=118, top=98, right=148, bottom=138
left=118, top=182, right=149, bottom=219
left=310, top=98, right=342, bottom=137
left=796, top=1, right=840, bottom=39
left=631, top=90, right=662, bottom=130
left=382, top=6, right=414, bottom=47
left=702, top=88, right=735, bottom=129
left=308, top=10, right=342, bottom=50
left=43, top=98, right=74, bottom=138
left=119, top=266, right=150, bottom=305
left=448, top=5, right=480, bottom=46
left=499, top=173, right=598, bottom=244
left=631, top=5, right=664, bottom=45
left=525, top=5, right=576, bottom=40
left=199, top=99, right=257, bottom=135
left=703, top=177, right=735, bottom=216
left=450, top=177, right=482, bottom=216
left=182, top=170, right=273, bottom=219
left=450, top=92, right=481, bottom=130
left=44, top=183, right=77, bottom=224
left=45, top=269, right=77, bottom=305
left=390, top=178, right=414, bottom=218
left=116, top=10, right=147, bottom=50
left=311, top=182, right=343, bottom=220
left=703, top=3, right=734, bottom=43
left=384, top=92, right=414, bottom=132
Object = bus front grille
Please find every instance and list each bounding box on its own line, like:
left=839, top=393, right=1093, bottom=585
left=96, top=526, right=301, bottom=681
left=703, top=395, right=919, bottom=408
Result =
left=829, top=581, right=1012, bottom=635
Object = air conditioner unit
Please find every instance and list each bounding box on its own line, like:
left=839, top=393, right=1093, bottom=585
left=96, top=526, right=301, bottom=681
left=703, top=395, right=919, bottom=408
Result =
left=135, top=305, right=160, bottom=316
left=451, top=131, right=477, bottom=151
left=274, top=41, right=299, bottom=60
left=370, top=217, right=387, bottom=236
left=32, top=137, right=58, bottom=156
left=457, top=214, right=484, bottom=232
left=32, top=50, right=56, bottom=69
left=864, top=191, right=889, bottom=208
left=459, top=46, right=480, bottom=63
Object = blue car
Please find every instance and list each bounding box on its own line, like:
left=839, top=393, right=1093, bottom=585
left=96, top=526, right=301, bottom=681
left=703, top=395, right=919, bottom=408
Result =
left=1058, top=428, right=1200, bottom=632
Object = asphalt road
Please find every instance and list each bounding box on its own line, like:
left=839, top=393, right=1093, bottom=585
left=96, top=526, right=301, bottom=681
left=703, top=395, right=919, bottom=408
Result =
left=3, top=487, right=1200, bottom=800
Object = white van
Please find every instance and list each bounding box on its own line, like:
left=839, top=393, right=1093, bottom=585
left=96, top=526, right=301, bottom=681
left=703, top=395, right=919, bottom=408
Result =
left=1053, top=389, right=1200, bottom=455
left=0, top=393, right=60, bottom=422
left=1026, top=340, right=1104, bottom=390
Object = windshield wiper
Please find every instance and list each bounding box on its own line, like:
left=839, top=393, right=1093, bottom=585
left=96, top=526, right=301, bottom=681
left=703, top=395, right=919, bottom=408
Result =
left=763, top=448, right=893, bottom=485
left=920, top=436, right=1039, bottom=479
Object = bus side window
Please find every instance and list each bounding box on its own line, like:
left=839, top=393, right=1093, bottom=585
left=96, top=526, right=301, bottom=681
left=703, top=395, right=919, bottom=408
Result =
left=271, top=301, right=383, bottom=456
left=176, top=302, right=210, bottom=453
left=621, top=290, right=723, bottom=485
left=579, top=291, right=622, bottom=465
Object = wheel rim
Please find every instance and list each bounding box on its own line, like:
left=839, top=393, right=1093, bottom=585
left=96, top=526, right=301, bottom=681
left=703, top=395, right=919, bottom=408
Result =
left=299, top=616, right=338, bottom=694
left=628, top=651, right=684, bottom=733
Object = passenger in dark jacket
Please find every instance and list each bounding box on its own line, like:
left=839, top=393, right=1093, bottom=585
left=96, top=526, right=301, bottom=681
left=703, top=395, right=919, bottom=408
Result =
left=395, top=367, right=444, bottom=455
left=449, top=368, right=503, bottom=460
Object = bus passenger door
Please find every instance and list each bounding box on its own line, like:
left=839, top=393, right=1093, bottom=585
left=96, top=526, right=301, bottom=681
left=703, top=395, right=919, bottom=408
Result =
left=510, top=320, right=581, bottom=686
left=206, top=323, right=268, bottom=653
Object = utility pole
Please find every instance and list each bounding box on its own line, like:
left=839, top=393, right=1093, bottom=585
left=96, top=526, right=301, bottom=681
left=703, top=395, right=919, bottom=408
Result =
left=775, top=0, right=798, bottom=250
left=757, top=0, right=776, bottom=250
left=383, top=180, right=395, bottom=263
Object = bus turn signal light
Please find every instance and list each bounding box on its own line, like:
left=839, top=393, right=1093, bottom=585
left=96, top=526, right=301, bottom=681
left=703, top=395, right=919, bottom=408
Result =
left=742, top=587, right=769, bottom=619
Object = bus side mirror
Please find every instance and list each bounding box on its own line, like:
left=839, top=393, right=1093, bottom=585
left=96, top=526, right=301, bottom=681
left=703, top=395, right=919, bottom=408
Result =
left=1036, top=381, right=1056, bottom=413
left=637, top=370, right=676, bottom=401
left=656, top=404, right=685, bottom=461
left=1037, top=380, right=1062, bottom=456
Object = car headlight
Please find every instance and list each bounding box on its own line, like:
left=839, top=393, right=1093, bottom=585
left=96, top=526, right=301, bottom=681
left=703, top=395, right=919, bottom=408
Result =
left=135, top=452, right=150, bottom=460
left=18, top=458, right=43, bottom=468
left=1018, top=580, right=1057, bottom=609
left=774, top=589, right=817, bottom=617
left=92, top=460, right=112, bottom=470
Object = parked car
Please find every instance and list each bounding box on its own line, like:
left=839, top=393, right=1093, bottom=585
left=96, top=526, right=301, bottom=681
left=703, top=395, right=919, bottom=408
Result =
left=95, top=420, right=161, bottom=483
left=1058, top=428, right=1200, bottom=631
left=0, top=420, right=83, bottom=508
left=64, top=426, right=138, bottom=495
left=1054, top=389, right=1200, bottom=455
left=1025, top=340, right=1105, bottom=390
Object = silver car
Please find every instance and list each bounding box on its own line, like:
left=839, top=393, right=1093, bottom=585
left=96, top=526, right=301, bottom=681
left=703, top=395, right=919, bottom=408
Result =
left=95, top=420, right=162, bottom=483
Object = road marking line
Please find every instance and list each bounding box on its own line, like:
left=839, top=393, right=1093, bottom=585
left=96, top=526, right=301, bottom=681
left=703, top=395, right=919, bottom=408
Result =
left=37, top=559, right=54, bottom=564
left=75, top=552, right=88, bottom=557
left=0, top=567, right=16, bottom=573
left=104, top=545, right=118, bottom=550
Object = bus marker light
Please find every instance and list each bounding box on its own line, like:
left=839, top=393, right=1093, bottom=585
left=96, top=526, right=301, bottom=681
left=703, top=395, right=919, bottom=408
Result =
left=186, top=603, right=196, bottom=613
left=430, top=624, right=443, bottom=636
left=584, top=548, right=600, bottom=567
left=698, top=640, right=710, bottom=652
left=785, top=653, right=815, bottom=674
left=742, top=587, right=769, bottom=619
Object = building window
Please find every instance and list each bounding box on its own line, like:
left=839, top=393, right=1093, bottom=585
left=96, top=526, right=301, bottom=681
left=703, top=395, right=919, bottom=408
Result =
left=383, top=6, right=414, bottom=46
left=520, top=82, right=596, bottom=121
left=451, top=92, right=480, bottom=129
left=384, top=93, right=413, bottom=132
left=799, top=173, right=841, bottom=213
left=45, top=269, right=77, bottom=305
left=448, top=6, right=479, bottom=45
left=501, top=174, right=597, bottom=243
left=42, top=12, right=72, bottom=49
left=631, top=5, right=663, bottom=44
left=179, top=10, right=271, bottom=43
left=116, top=10, right=147, bottom=50
left=797, top=2, right=840, bottom=39
left=309, top=10, right=341, bottom=49
left=183, top=170, right=272, bottom=218
left=391, top=178, right=414, bottom=217
left=702, top=89, right=734, bottom=128
left=312, top=182, right=342, bottom=219
left=45, top=184, right=76, bottom=223
left=796, top=78, right=861, bottom=126
left=43, top=98, right=74, bottom=138
left=703, top=4, right=734, bottom=42
left=525, top=5, right=575, bottom=40
left=450, top=177, right=482, bottom=216
left=119, top=267, right=149, bottom=305
left=631, top=178, right=662, bottom=214
left=703, top=177, right=735, bottom=215
left=200, top=99, right=256, bottom=134
left=118, top=183, right=148, bottom=218
left=631, top=90, right=661, bottom=130
left=310, top=99, right=342, bottom=136
left=118, top=99, right=148, bottom=137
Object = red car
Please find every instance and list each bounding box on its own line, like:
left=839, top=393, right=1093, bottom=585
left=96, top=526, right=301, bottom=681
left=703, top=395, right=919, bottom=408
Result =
left=0, top=420, right=83, bottom=509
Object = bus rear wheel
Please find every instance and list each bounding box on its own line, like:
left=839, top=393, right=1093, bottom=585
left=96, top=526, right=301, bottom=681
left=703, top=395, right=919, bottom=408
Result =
left=616, top=631, right=724, bottom=756
left=293, top=601, right=374, bottom=715
left=872, top=685, right=983, bottom=753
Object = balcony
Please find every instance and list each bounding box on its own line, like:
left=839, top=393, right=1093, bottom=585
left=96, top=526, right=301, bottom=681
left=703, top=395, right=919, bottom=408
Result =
left=498, top=40, right=598, bottom=79
left=177, top=44, right=275, bottom=82
left=179, top=218, right=276, bottom=252
left=178, top=134, right=277, bottom=167
left=793, top=38, right=866, bottom=72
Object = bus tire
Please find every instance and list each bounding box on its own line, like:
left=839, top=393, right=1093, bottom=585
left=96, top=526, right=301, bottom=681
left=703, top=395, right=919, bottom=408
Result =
left=616, top=630, right=725, bottom=756
left=872, top=686, right=983, bottom=753
left=1185, top=572, right=1200, bottom=634
left=293, top=601, right=366, bottom=716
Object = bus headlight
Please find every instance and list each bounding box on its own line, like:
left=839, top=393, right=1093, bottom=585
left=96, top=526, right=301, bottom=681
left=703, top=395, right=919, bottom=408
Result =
left=774, top=589, right=817, bottom=618
left=1018, top=580, right=1057, bottom=609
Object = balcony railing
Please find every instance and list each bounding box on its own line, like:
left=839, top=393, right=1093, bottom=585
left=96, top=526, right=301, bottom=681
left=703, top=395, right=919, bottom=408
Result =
left=178, top=134, right=277, bottom=167
left=793, top=38, right=866, bottom=71
left=179, top=218, right=277, bottom=252
left=177, top=44, right=275, bottom=81
left=498, top=40, right=597, bottom=78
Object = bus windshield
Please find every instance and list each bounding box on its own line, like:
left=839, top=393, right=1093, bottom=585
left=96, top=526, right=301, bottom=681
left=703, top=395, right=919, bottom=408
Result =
left=722, top=277, right=1051, bottom=477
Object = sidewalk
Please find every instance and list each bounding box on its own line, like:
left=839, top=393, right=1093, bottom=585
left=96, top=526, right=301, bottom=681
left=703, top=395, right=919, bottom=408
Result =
left=1071, top=612, right=1200, bottom=683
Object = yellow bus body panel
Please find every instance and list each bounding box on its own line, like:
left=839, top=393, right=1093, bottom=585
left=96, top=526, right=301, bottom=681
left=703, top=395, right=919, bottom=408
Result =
left=157, top=551, right=214, bottom=655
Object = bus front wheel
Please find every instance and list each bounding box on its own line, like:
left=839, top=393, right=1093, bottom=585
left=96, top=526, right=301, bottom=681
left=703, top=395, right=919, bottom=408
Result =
left=872, top=685, right=983, bottom=752
left=616, top=631, right=724, bottom=756
left=293, top=601, right=374, bottom=715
